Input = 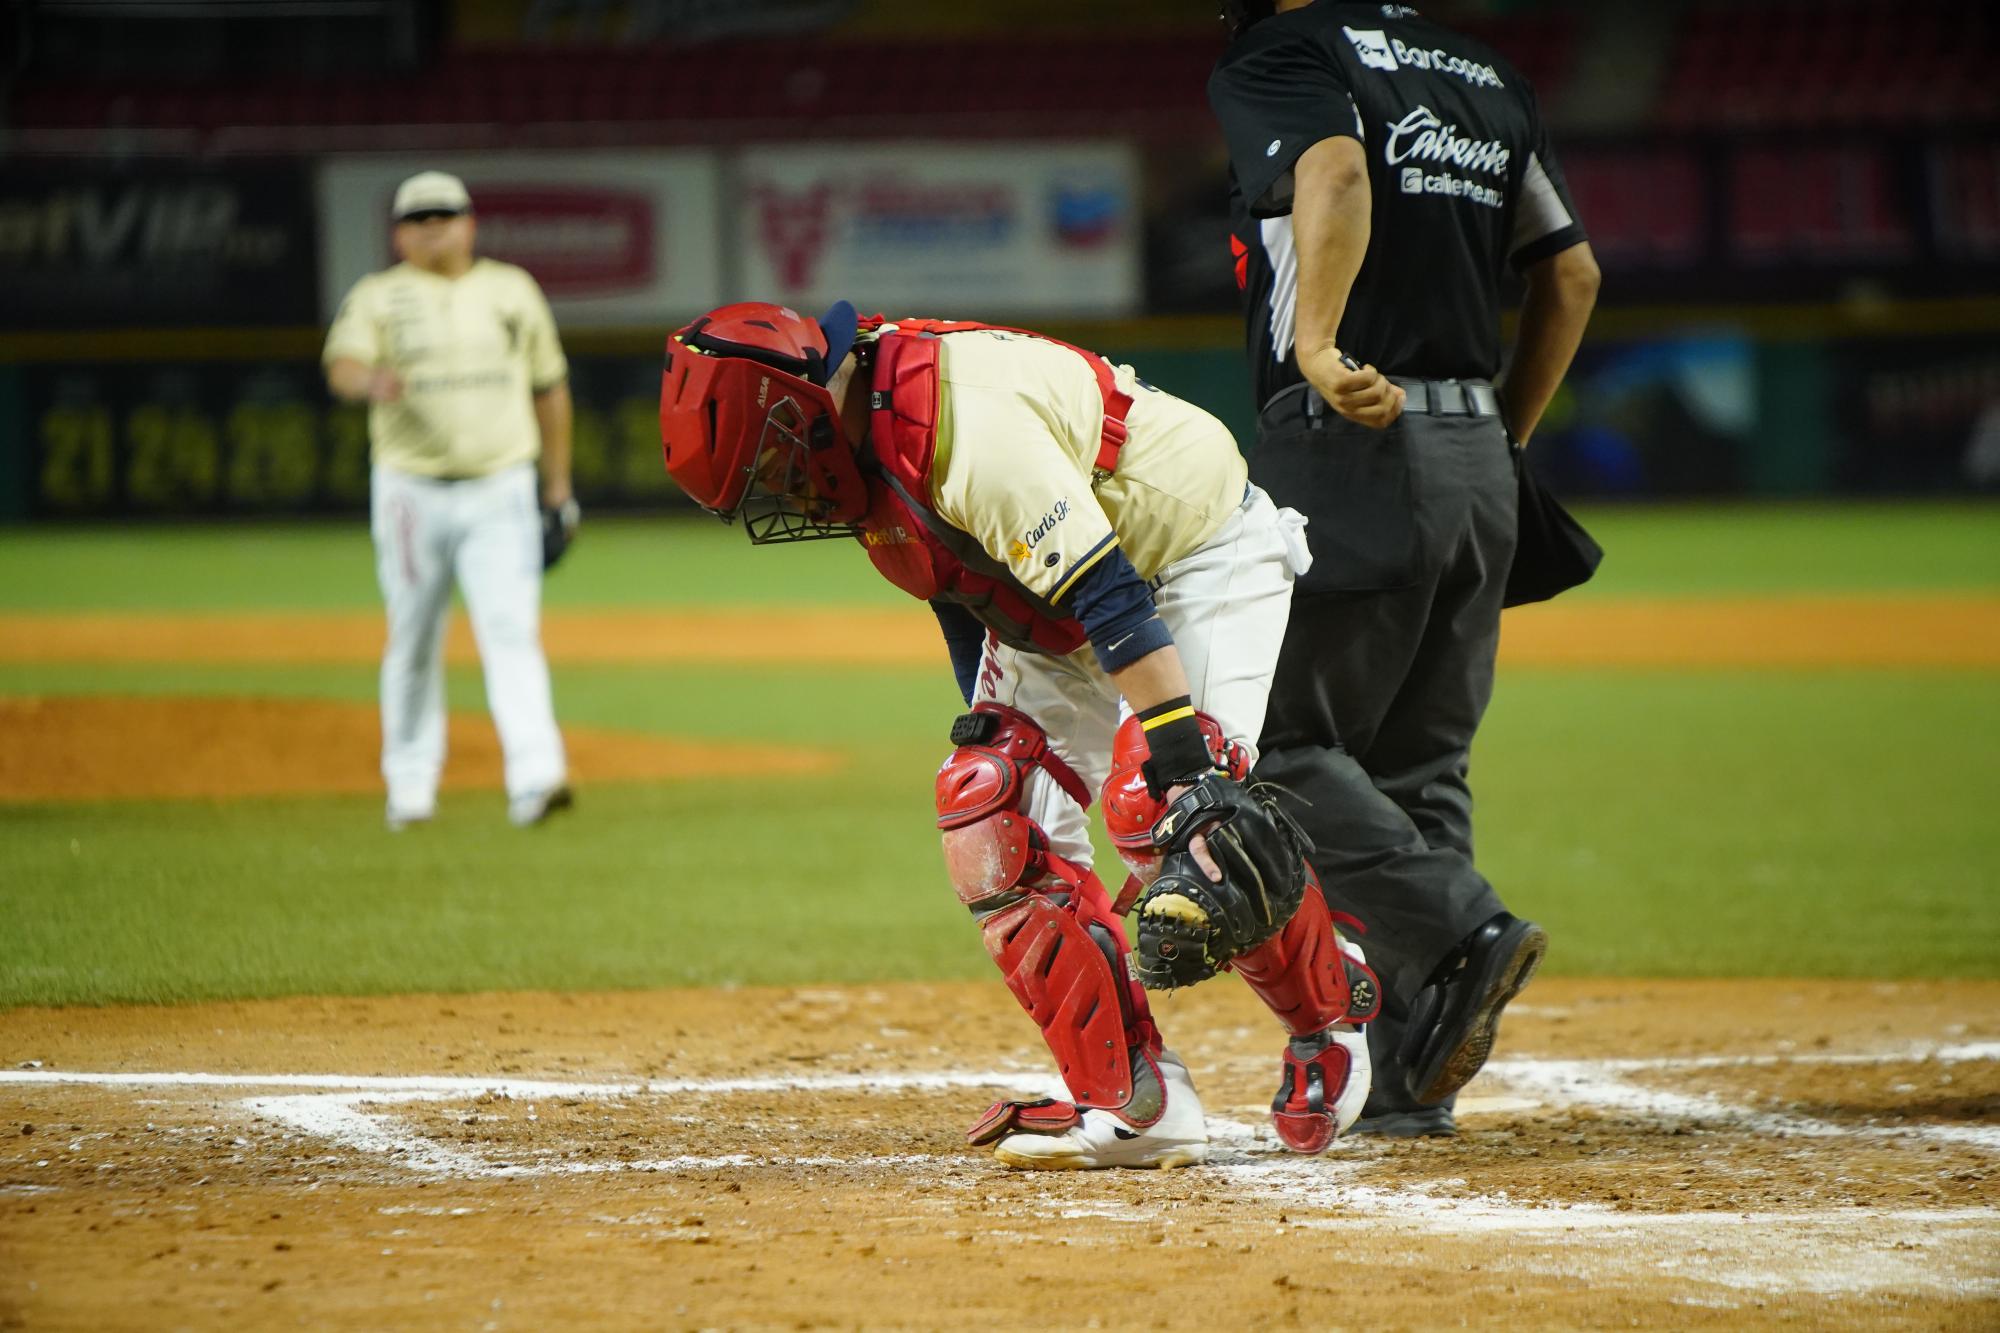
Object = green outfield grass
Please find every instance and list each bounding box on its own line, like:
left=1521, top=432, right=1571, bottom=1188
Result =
left=0, top=500, right=1994, bottom=611
left=1, top=503, right=1996, bottom=1005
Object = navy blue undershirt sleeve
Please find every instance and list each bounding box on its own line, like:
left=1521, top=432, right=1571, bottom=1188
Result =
left=1061, top=548, right=1173, bottom=673
left=930, top=600, right=987, bottom=704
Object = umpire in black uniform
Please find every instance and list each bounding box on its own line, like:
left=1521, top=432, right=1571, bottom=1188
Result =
left=1210, top=1, right=1600, bottom=1136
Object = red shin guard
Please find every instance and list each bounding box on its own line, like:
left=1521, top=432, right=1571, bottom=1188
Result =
left=1229, top=873, right=1381, bottom=1037
left=976, top=866, right=1161, bottom=1112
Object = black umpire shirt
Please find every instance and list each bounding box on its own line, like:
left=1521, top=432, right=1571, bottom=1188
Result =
left=1209, top=2, right=1586, bottom=406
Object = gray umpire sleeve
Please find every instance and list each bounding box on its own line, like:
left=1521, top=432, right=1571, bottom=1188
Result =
left=1508, top=88, right=1587, bottom=270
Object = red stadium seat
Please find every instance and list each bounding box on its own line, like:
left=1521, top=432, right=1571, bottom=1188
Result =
left=1658, top=0, right=1993, bottom=129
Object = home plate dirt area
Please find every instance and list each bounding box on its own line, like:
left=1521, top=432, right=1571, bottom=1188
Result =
left=2, top=979, right=1996, bottom=1331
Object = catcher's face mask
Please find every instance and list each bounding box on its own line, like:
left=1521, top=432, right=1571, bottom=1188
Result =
left=660, top=301, right=868, bottom=544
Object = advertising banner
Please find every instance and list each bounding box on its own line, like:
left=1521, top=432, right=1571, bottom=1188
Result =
left=1829, top=333, right=2000, bottom=492
left=0, top=160, right=319, bottom=330
left=736, top=142, right=1141, bottom=317
left=318, top=151, right=723, bottom=327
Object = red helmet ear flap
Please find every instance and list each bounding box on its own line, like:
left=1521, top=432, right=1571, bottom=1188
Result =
left=661, top=336, right=765, bottom=513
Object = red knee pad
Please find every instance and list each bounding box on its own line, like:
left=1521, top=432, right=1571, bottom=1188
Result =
left=1101, top=710, right=1250, bottom=903
left=937, top=702, right=1090, bottom=905
left=1230, top=872, right=1382, bottom=1037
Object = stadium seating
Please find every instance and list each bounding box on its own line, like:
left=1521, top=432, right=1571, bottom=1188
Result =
left=1658, top=0, right=1997, bottom=128
left=3, top=19, right=1579, bottom=150
left=16, top=5, right=1997, bottom=146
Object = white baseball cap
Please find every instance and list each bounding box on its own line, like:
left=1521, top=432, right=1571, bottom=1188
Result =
left=391, top=170, right=472, bottom=220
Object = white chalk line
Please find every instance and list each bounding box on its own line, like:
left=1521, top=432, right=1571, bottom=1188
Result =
left=4, top=1043, right=1995, bottom=1186
left=0, top=1069, right=1032, bottom=1096
left=7, top=1045, right=1998, bottom=1300
left=8, top=1043, right=1994, bottom=1152
left=1489, top=1057, right=2000, bottom=1152
left=3, top=1044, right=1994, bottom=1182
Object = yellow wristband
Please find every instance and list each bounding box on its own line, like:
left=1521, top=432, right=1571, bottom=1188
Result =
left=1140, top=705, right=1197, bottom=731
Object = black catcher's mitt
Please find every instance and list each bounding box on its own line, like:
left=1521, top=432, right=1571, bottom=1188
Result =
left=541, top=498, right=580, bottom=571
left=1133, top=774, right=1313, bottom=990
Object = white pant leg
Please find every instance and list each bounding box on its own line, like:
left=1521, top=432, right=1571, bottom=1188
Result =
left=1147, top=486, right=1309, bottom=764
left=373, top=464, right=457, bottom=813
left=964, top=487, right=1306, bottom=869
left=452, top=465, right=566, bottom=800
left=972, top=637, right=1121, bottom=873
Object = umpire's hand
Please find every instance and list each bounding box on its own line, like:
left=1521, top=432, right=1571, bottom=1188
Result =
left=1303, top=347, right=1406, bottom=429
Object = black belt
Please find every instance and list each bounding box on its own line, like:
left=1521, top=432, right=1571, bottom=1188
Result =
left=1263, top=376, right=1501, bottom=422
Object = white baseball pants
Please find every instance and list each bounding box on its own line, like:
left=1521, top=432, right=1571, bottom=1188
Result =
left=971, top=484, right=1313, bottom=871
left=371, top=462, right=566, bottom=814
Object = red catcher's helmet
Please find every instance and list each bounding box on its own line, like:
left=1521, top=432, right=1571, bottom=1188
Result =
left=659, top=300, right=867, bottom=543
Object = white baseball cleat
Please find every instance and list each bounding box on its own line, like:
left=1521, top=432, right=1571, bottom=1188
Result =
left=385, top=804, right=434, bottom=832
left=508, top=785, right=574, bottom=828
left=991, top=1050, right=1209, bottom=1171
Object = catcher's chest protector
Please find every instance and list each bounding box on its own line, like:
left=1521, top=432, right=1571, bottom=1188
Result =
left=853, top=322, right=1132, bottom=657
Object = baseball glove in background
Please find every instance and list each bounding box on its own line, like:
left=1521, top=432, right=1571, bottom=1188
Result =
left=541, top=498, right=580, bottom=570
left=1133, top=774, right=1313, bottom=990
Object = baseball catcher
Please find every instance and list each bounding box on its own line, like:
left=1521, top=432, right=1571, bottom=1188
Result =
left=660, top=301, right=1381, bottom=1167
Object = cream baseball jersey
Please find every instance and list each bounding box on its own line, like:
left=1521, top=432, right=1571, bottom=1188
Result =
left=922, top=329, right=1249, bottom=601
left=324, top=259, right=568, bottom=478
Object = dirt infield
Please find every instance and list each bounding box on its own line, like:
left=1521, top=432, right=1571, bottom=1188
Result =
left=3, top=593, right=1998, bottom=669
left=1, top=978, right=1995, bottom=1330
left=4, top=598, right=1995, bottom=1327
left=0, top=695, right=836, bottom=803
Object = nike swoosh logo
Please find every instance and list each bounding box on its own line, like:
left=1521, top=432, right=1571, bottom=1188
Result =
left=1112, top=1126, right=1142, bottom=1141
left=1106, top=633, right=1136, bottom=653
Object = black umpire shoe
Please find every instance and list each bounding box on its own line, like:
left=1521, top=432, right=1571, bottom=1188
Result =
left=1349, top=1095, right=1457, bottom=1139
left=1402, top=912, right=1547, bottom=1107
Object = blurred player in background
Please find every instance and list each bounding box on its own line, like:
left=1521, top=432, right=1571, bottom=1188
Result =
left=324, top=171, right=580, bottom=830
left=1211, top=1, right=1600, bottom=1134
left=660, top=301, right=1384, bottom=1169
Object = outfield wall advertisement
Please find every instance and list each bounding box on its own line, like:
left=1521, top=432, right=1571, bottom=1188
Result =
left=0, top=160, right=320, bottom=330
left=317, top=151, right=726, bottom=327
left=736, top=142, right=1141, bottom=318
left=314, top=142, right=1140, bottom=326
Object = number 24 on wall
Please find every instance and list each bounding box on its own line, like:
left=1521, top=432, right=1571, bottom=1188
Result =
left=38, top=401, right=336, bottom=510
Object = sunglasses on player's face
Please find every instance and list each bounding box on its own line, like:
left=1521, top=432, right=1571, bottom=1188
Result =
left=399, top=210, right=465, bottom=224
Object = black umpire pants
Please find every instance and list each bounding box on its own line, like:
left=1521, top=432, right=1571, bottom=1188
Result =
left=1248, top=391, right=1517, bottom=1108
